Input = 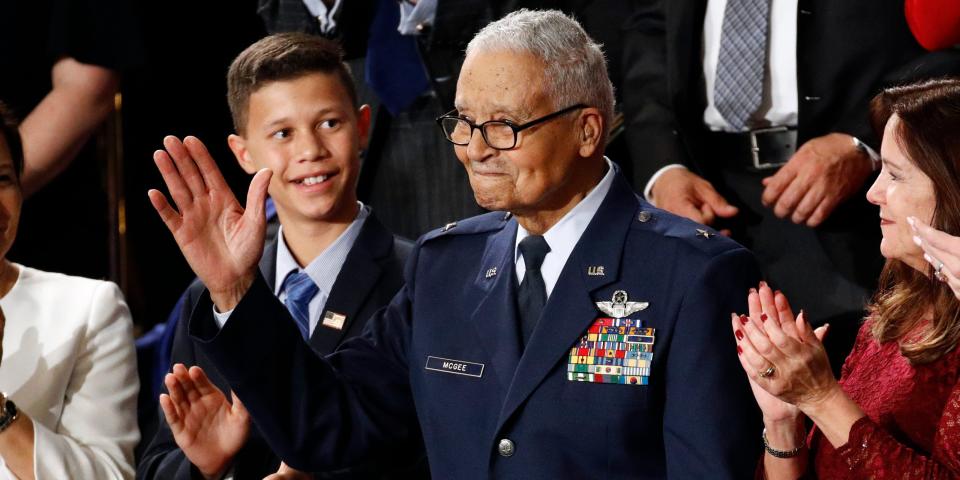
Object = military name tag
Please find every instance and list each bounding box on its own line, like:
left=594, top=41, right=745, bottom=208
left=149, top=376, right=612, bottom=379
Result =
left=425, top=356, right=484, bottom=378
left=567, top=290, right=656, bottom=386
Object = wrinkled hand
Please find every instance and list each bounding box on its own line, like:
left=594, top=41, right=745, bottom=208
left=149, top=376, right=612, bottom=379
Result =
left=160, top=364, right=251, bottom=480
left=651, top=168, right=737, bottom=234
left=263, top=462, right=314, bottom=480
left=148, top=135, right=272, bottom=311
left=733, top=283, right=833, bottom=413
left=909, top=216, right=960, bottom=299
left=761, top=133, right=873, bottom=227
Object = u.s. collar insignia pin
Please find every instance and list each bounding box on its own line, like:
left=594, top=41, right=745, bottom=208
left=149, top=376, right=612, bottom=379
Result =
left=595, top=290, right=648, bottom=319
left=587, top=265, right=605, bottom=276
left=696, top=228, right=714, bottom=239
left=485, top=267, right=498, bottom=278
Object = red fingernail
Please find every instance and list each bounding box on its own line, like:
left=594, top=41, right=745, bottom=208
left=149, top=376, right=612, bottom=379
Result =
left=740, top=314, right=749, bottom=325
left=735, top=330, right=744, bottom=340
left=775, top=290, right=782, bottom=297
left=760, top=313, right=768, bottom=322
left=760, top=281, right=768, bottom=288
left=737, top=345, right=743, bottom=355
left=749, top=288, right=758, bottom=295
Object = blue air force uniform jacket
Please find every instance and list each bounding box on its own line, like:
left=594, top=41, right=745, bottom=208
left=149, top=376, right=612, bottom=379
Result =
left=189, top=171, right=763, bottom=479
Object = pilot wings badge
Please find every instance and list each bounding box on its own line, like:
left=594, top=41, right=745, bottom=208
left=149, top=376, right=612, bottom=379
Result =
left=595, top=290, right=648, bottom=319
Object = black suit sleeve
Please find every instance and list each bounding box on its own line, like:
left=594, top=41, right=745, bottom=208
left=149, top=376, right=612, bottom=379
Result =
left=189, top=251, right=423, bottom=472
left=663, top=247, right=763, bottom=478
left=621, top=0, right=692, bottom=187
left=137, top=281, right=207, bottom=480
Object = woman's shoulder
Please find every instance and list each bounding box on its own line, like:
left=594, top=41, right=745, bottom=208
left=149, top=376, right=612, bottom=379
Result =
left=6, top=265, right=130, bottom=329
left=13, top=264, right=123, bottom=297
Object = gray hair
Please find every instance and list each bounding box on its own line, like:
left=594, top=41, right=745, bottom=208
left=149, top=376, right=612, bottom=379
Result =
left=466, top=9, right=616, bottom=145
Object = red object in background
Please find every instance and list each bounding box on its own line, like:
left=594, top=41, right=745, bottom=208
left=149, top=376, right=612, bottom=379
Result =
left=906, top=0, right=960, bottom=50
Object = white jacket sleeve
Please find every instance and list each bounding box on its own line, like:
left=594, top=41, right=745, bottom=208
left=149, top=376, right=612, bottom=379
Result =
left=32, top=281, right=138, bottom=480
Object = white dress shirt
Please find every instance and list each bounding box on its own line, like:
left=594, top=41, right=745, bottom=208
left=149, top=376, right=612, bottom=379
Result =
left=702, top=0, right=799, bottom=131
left=515, top=158, right=615, bottom=298
left=0, top=265, right=138, bottom=479
left=302, top=0, right=342, bottom=34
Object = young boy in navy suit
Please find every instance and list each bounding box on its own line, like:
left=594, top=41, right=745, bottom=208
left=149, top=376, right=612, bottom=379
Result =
left=137, top=33, right=424, bottom=480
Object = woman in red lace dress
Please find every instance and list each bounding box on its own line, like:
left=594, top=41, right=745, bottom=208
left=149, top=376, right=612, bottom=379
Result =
left=733, top=78, right=960, bottom=479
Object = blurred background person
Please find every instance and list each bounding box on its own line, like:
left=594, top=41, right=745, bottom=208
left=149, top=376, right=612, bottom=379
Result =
left=621, top=0, right=960, bottom=373
left=734, top=79, right=960, bottom=479
left=0, top=102, right=138, bottom=479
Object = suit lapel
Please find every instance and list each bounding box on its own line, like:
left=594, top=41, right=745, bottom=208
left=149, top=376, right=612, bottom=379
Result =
left=308, top=215, right=392, bottom=354
left=260, top=238, right=279, bottom=292
left=497, top=175, right=638, bottom=430
left=468, top=218, right=522, bottom=394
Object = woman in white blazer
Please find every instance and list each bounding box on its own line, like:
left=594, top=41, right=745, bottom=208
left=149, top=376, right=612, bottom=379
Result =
left=0, top=104, right=138, bottom=479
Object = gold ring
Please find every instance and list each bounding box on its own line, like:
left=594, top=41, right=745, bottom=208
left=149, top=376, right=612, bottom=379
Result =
left=758, top=365, right=776, bottom=378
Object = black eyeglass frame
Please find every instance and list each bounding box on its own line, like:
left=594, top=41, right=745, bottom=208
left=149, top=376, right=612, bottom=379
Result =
left=435, top=104, right=588, bottom=150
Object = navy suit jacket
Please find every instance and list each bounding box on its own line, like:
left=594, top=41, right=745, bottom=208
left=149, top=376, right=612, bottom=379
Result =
left=137, top=212, right=421, bottom=480
left=190, top=171, right=763, bottom=479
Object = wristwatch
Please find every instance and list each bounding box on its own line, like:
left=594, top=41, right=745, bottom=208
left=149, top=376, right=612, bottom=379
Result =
left=852, top=136, right=881, bottom=171
left=0, top=392, right=18, bottom=434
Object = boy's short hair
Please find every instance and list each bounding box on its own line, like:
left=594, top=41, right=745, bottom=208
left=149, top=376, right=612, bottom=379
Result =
left=0, top=101, right=24, bottom=180
left=227, top=33, right=359, bottom=134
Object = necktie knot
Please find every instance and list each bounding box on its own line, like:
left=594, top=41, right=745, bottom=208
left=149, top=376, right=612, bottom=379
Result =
left=282, top=271, right=319, bottom=340
left=519, top=235, right=551, bottom=272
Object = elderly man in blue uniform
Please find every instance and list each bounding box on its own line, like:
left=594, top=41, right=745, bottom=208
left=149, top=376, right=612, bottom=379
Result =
left=149, top=9, right=763, bottom=478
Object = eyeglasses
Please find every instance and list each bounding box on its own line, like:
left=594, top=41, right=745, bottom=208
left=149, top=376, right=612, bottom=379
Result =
left=436, top=104, right=587, bottom=150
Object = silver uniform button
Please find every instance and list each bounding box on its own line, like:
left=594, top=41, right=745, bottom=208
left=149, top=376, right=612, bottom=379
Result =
left=638, top=211, right=652, bottom=223
left=497, top=438, right=515, bottom=457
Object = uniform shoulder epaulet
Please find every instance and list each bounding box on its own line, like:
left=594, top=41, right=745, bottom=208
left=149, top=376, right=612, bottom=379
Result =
left=420, top=211, right=512, bottom=243
left=632, top=199, right=744, bottom=256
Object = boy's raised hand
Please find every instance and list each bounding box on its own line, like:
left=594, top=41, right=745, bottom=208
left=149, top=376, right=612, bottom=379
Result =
left=148, top=135, right=272, bottom=311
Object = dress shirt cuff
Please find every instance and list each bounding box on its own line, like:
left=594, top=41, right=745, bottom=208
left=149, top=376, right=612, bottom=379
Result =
left=398, top=0, right=438, bottom=35
left=644, top=164, right=688, bottom=205
left=212, top=306, right=233, bottom=329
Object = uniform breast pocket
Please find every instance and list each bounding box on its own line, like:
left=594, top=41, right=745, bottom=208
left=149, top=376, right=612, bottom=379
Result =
left=559, top=376, right=651, bottom=410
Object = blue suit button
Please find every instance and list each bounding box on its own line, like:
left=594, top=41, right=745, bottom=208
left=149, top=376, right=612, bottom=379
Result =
left=498, top=438, right=515, bottom=457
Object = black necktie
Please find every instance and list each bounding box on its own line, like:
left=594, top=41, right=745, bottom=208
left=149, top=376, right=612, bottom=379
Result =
left=517, top=235, right=551, bottom=347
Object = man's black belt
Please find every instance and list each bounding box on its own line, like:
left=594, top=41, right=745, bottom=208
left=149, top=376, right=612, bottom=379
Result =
left=708, top=126, right=798, bottom=172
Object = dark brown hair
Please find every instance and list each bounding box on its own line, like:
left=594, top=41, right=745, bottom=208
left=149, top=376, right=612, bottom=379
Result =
left=0, top=101, right=23, bottom=180
left=227, top=33, right=358, bottom=134
left=868, top=78, right=960, bottom=364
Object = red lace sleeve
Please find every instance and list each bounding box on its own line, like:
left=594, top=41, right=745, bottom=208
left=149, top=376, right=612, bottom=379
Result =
left=833, top=382, right=960, bottom=479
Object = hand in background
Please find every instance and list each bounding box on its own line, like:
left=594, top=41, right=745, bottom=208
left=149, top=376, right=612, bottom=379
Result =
left=761, top=133, right=873, bottom=227
left=651, top=167, right=737, bottom=235
left=148, top=135, right=272, bottom=311
left=159, top=364, right=251, bottom=480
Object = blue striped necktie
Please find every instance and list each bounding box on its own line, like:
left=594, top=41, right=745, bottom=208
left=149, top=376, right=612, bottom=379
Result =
left=282, top=270, right=318, bottom=341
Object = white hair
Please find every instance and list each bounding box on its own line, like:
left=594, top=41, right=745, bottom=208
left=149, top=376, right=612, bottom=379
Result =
left=465, top=9, right=616, bottom=144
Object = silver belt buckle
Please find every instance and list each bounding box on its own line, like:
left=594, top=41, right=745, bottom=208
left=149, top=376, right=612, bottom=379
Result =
left=749, top=126, right=790, bottom=171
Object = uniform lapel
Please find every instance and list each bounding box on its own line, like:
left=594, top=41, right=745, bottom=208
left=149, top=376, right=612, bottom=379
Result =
left=469, top=217, right=522, bottom=394
left=497, top=175, right=638, bottom=430
left=308, top=216, right=391, bottom=354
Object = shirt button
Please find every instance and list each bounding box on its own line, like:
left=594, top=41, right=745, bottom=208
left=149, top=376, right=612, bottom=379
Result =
left=498, top=438, right=515, bottom=457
